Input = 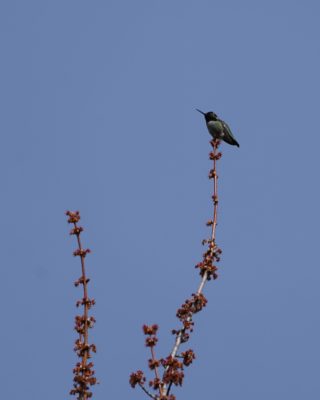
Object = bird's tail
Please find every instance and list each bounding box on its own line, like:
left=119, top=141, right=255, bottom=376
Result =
left=224, top=136, right=240, bottom=147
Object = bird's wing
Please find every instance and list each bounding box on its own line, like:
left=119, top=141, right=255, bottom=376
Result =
left=220, top=119, right=240, bottom=147
left=221, top=120, right=236, bottom=140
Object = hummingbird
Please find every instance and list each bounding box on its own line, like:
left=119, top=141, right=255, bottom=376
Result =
left=196, top=109, right=240, bottom=147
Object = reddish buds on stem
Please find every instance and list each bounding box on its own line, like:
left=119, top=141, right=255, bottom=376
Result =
left=66, top=211, right=97, bottom=399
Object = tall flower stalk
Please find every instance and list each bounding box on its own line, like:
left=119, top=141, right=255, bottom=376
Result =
left=66, top=211, right=97, bottom=400
left=130, top=139, right=222, bottom=400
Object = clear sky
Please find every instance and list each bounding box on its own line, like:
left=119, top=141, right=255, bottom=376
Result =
left=1, top=1, right=319, bottom=399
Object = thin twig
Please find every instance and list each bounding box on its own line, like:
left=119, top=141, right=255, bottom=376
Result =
left=150, top=345, right=163, bottom=397
left=139, top=383, right=159, bottom=400
left=66, top=211, right=97, bottom=400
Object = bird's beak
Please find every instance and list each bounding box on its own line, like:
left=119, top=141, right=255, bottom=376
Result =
left=196, top=109, right=205, bottom=115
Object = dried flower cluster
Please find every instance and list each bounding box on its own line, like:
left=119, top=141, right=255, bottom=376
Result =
left=66, top=211, right=97, bottom=399
left=130, top=139, right=222, bottom=399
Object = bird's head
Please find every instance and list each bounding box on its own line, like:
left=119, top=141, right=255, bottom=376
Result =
left=196, top=109, right=218, bottom=122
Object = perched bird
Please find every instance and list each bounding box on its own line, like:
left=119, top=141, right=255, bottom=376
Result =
left=196, top=109, right=240, bottom=147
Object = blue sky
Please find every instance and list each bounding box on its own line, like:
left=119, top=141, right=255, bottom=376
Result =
left=1, top=1, right=320, bottom=399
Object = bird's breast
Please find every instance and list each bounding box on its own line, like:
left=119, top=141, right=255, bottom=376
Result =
left=206, top=121, right=224, bottom=138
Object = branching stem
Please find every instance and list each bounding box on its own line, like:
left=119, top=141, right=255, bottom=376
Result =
left=164, top=139, right=220, bottom=395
